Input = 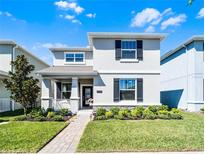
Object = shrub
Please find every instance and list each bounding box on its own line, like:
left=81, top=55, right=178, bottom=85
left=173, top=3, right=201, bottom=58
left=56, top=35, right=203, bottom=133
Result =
left=29, top=108, right=44, bottom=118
left=158, top=105, right=169, bottom=111
left=200, top=107, right=204, bottom=112
left=58, top=109, right=69, bottom=116
left=105, top=111, right=113, bottom=119
left=169, top=112, right=183, bottom=119
left=147, top=105, right=158, bottom=113
left=143, top=108, right=156, bottom=119
left=130, top=106, right=144, bottom=119
left=46, top=108, right=54, bottom=114
left=13, top=115, right=27, bottom=121
left=33, top=116, right=47, bottom=121
left=110, top=107, right=120, bottom=116
left=96, top=108, right=106, bottom=116
left=113, top=115, right=121, bottom=119
left=95, top=115, right=106, bottom=120
left=118, top=108, right=130, bottom=119
left=47, top=111, right=55, bottom=119
left=157, top=110, right=170, bottom=119
left=171, top=108, right=181, bottom=114
left=51, top=115, right=64, bottom=121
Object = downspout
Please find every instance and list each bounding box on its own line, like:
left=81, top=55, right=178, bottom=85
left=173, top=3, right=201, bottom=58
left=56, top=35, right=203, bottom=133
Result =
left=182, top=44, right=188, bottom=110
left=10, top=44, right=18, bottom=111
left=11, top=44, right=18, bottom=73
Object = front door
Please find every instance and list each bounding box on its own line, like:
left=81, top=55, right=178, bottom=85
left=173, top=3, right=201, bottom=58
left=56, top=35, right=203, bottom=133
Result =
left=82, top=86, right=93, bottom=107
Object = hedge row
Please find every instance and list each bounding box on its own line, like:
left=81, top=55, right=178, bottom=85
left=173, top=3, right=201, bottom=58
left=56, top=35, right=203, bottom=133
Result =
left=95, top=105, right=183, bottom=120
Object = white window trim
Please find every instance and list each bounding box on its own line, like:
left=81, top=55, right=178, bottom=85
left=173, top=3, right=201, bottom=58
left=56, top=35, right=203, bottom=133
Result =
left=121, top=40, right=138, bottom=60
left=61, top=82, right=72, bottom=99
left=119, top=79, right=137, bottom=101
left=64, top=52, right=85, bottom=65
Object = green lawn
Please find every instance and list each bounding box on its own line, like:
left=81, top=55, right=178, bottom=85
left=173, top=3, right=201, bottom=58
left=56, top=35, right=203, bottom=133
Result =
left=0, top=109, right=24, bottom=121
left=77, top=112, right=204, bottom=152
left=0, top=121, right=67, bottom=152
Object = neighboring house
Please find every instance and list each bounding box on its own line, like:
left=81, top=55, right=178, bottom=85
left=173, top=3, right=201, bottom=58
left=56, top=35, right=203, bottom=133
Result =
left=0, top=40, right=49, bottom=112
left=38, top=32, right=165, bottom=113
left=160, top=35, right=204, bottom=112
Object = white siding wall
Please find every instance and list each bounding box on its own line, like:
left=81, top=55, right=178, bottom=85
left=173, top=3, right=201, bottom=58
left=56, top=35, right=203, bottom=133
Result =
left=92, top=38, right=161, bottom=106
left=160, top=41, right=204, bottom=111
left=0, top=45, right=12, bottom=72
left=52, top=51, right=93, bottom=66
left=93, top=74, right=160, bottom=106
left=93, top=38, right=160, bottom=71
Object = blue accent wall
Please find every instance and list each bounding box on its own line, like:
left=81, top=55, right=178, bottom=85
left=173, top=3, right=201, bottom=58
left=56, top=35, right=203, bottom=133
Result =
left=160, top=89, right=184, bottom=108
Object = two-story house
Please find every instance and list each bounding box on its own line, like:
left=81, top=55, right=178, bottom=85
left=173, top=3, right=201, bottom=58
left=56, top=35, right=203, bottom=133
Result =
left=160, top=35, right=204, bottom=112
left=38, top=32, right=165, bottom=113
left=0, top=40, right=49, bottom=112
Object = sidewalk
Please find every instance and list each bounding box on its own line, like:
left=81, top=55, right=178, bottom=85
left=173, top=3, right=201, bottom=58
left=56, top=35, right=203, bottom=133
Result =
left=38, top=109, right=92, bottom=153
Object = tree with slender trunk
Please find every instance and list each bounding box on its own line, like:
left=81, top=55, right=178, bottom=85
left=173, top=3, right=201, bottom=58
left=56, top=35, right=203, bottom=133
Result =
left=3, top=55, right=40, bottom=115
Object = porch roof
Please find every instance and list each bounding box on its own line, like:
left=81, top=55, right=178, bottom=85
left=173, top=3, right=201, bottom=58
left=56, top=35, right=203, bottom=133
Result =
left=37, top=66, right=98, bottom=76
left=0, top=70, right=8, bottom=79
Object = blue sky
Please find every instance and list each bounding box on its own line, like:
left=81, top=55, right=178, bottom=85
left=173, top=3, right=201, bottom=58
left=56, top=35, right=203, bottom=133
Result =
left=0, top=0, right=204, bottom=65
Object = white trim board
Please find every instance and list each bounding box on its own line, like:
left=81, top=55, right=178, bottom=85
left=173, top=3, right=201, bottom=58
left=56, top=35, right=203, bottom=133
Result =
left=97, top=70, right=160, bottom=74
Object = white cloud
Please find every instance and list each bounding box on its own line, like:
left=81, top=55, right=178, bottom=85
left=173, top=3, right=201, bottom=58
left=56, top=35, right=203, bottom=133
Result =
left=71, top=19, right=81, bottom=24
left=59, top=14, right=81, bottom=24
left=130, top=8, right=174, bottom=29
left=131, top=8, right=161, bottom=27
left=161, top=14, right=187, bottom=30
left=145, top=26, right=155, bottom=32
left=196, top=8, right=204, bottom=19
left=0, top=11, right=26, bottom=23
left=65, top=14, right=75, bottom=20
left=86, top=13, right=96, bottom=18
left=32, top=42, right=69, bottom=50
left=162, top=8, right=173, bottom=16
left=54, top=1, right=84, bottom=14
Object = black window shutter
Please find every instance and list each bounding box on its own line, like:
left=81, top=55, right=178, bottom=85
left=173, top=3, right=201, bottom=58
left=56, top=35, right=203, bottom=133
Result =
left=113, top=78, right=120, bottom=102
left=137, top=40, right=143, bottom=60
left=56, top=82, right=61, bottom=99
left=137, top=78, right=143, bottom=102
left=115, top=40, right=121, bottom=60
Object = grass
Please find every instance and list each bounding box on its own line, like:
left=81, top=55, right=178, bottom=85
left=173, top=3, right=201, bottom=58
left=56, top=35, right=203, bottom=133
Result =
left=77, top=112, right=204, bottom=152
left=0, top=121, right=68, bottom=152
left=0, top=109, right=24, bottom=121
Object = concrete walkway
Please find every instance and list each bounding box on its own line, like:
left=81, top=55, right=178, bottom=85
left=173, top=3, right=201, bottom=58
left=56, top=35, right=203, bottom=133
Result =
left=38, top=109, right=92, bottom=153
left=76, top=152, right=203, bottom=154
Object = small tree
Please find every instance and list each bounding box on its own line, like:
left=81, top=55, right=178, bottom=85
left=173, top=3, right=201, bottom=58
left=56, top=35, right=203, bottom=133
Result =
left=3, top=55, right=40, bottom=115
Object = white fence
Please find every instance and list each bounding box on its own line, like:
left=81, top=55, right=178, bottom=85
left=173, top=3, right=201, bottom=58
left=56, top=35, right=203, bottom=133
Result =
left=0, top=98, right=22, bottom=112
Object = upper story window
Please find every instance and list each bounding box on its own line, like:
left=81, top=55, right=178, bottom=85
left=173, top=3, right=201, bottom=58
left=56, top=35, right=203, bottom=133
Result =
left=121, top=41, right=137, bottom=59
left=65, top=52, right=85, bottom=64
left=115, top=40, right=143, bottom=61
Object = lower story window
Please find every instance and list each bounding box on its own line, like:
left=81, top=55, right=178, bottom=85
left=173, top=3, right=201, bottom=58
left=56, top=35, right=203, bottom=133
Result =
left=120, top=79, right=135, bottom=100
left=61, top=83, right=71, bottom=99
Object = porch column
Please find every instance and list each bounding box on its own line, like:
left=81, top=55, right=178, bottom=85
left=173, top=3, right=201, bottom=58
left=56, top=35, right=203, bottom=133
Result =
left=70, top=77, right=80, bottom=114
left=41, top=79, right=52, bottom=110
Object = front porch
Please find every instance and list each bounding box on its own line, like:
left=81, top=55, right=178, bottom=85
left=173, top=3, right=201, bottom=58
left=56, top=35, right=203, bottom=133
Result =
left=41, top=77, right=94, bottom=114
left=38, top=66, right=97, bottom=114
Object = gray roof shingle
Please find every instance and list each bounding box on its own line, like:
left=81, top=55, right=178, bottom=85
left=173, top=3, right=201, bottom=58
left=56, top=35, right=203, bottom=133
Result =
left=37, top=66, right=97, bottom=76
